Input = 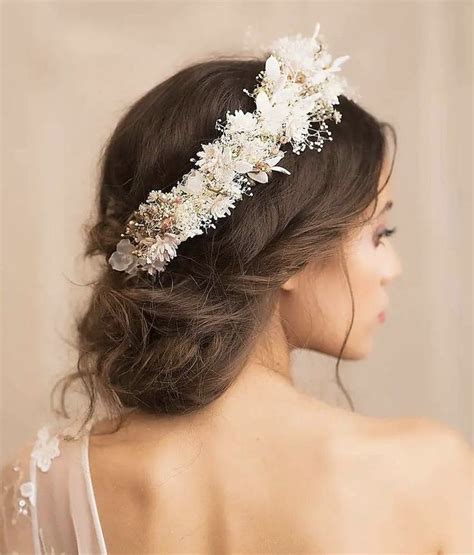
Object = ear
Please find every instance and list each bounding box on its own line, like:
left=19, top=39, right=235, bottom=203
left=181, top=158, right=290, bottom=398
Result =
left=280, top=274, right=299, bottom=292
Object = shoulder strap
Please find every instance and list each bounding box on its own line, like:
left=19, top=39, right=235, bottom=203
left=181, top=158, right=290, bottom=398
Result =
left=1, top=422, right=107, bottom=555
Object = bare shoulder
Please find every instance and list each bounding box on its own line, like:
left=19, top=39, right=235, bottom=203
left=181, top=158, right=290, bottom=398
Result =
left=358, top=414, right=473, bottom=553
left=300, top=403, right=473, bottom=552
left=348, top=413, right=473, bottom=490
left=398, top=417, right=474, bottom=553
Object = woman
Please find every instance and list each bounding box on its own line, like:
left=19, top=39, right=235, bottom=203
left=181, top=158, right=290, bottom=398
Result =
left=1, top=25, right=472, bottom=554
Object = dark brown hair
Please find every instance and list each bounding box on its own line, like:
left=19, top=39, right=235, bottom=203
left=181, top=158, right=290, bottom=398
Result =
left=52, top=55, right=396, bottom=436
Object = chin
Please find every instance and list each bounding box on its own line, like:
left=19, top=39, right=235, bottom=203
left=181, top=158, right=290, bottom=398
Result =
left=333, top=335, right=373, bottom=360
left=308, top=331, right=373, bottom=360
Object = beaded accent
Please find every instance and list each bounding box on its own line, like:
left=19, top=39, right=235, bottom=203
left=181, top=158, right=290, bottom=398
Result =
left=5, top=460, right=32, bottom=525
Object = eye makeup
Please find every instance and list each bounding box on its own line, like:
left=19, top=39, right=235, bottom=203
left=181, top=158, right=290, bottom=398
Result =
left=375, top=226, right=397, bottom=247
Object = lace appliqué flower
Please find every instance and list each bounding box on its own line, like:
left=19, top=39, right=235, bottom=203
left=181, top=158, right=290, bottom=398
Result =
left=31, top=425, right=60, bottom=472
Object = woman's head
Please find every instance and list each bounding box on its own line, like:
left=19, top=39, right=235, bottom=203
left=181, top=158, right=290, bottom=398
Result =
left=278, top=154, right=401, bottom=361
left=54, top=56, right=400, bottom=429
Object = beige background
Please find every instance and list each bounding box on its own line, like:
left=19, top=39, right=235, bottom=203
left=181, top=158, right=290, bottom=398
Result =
left=1, top=0, right=472, bottom=464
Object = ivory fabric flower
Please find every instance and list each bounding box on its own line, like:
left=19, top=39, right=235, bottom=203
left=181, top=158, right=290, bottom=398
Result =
left=31, top=426, right=60, bottom=472
left=108, top=238, right=139, bottom=274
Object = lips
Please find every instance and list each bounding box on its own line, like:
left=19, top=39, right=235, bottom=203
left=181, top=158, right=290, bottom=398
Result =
left=378, top=311, right=386, bottom=323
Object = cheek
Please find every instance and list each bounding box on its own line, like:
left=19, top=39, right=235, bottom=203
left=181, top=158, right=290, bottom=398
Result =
left=345, top=239, right=383, bottom=326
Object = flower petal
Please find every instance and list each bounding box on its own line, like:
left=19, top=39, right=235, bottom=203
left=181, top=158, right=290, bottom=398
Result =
left=271, top=165, right=291, bottom=175
left=265, top=55, right=281, bottom=83
left=266, top=154, right=285, bottom=167
left=248, top=171, right=269, bottom=184
left=116, top=238, right=135, bottom=255
left=255, top=90, right=271, bottom=114
left=330, top=55, right=350, bottom=72
left=109, top=251, right=135, bottom=271
left=234, top=160, right=254, bottom=173
left=312, top=22, right=321, bottom=42
left=184, top=171, right=204, bottom=194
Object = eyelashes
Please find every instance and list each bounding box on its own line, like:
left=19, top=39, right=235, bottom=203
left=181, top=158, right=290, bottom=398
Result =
left=375, top=226, right=397, bottom=247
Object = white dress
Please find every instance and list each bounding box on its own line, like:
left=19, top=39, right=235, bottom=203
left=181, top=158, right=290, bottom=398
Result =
left=1, top=422, right=107, bottom=554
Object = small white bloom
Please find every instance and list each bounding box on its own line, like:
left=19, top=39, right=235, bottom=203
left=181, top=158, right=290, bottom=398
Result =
left=284, top=97, right=315, bottom=142
left=147, top=190, right=161, bottom=202
left=210, top=196, right=235, bottom=219
left=214, top=164, right=236, bottom=186
left=321, top=76, right=346, bottom=105
left=247, top=151, right=291, bottom=183
left=19, top=481, right=36, bottom=507
left=227, top=110, right=258, bottom=134
left=255, top=90, right=290, bottom=135
left=270, top=35, right=316, bottom=76
left=196, top=143, right=232, bottom=173
left=31, top=426, right=60, bottom=472
left=147, top=233, right=180, bottom=265
left=183, top=170, right=205, bottom=194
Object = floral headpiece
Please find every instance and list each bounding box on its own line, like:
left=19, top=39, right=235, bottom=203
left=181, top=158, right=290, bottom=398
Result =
left=108, top=22, right=351, bottom=277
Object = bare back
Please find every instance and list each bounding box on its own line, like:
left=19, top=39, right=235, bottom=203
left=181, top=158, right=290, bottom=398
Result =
left=87, top=400, right=442, bottom=554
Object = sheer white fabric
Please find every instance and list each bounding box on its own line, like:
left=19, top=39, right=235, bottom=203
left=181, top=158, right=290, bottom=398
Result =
left=1, top=423, right=107, bottom=555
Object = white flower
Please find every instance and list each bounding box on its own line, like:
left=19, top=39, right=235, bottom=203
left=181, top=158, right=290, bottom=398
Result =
left=147, top=190, right=161, bottom=202
left=270, top=35, right=317, bottom=76
left=320, top=76, right=347, bottom=105
left=31, top=426, right=60, bottom=472
left=227, top=110, right=258, bottom=134
left=271, top=81, right=301, bottom=105
left=108, top=238, right=138, bottom=274
left=284, top=96, right=316, bottom=142
left=233, top=159, right=254, bottom=174
left=19, top=481, right=36, bottom=507
left=183, top=170, right=205, bottom=194
left=147, top=233, right=180, bottom=265
left=196, top=144, right=232, bottom=173
left=214, top=164, right=236, bottom=186
left=195, top=144, right=236, bottom=186
left=248, top=152, right=291, bottom=184
left=210, top=196, right=235, bottom=219
left=255, top=90, right=290, bottom=135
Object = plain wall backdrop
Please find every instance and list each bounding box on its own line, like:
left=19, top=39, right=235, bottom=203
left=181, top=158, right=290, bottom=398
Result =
left=1, top=0, right=472, bottom=463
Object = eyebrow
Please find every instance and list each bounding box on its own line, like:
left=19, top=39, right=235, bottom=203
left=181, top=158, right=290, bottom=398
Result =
left=376, top=200, right=393, bottom=218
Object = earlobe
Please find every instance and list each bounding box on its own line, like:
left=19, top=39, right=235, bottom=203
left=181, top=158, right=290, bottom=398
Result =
left=280, top=275, right=298, bottom=292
